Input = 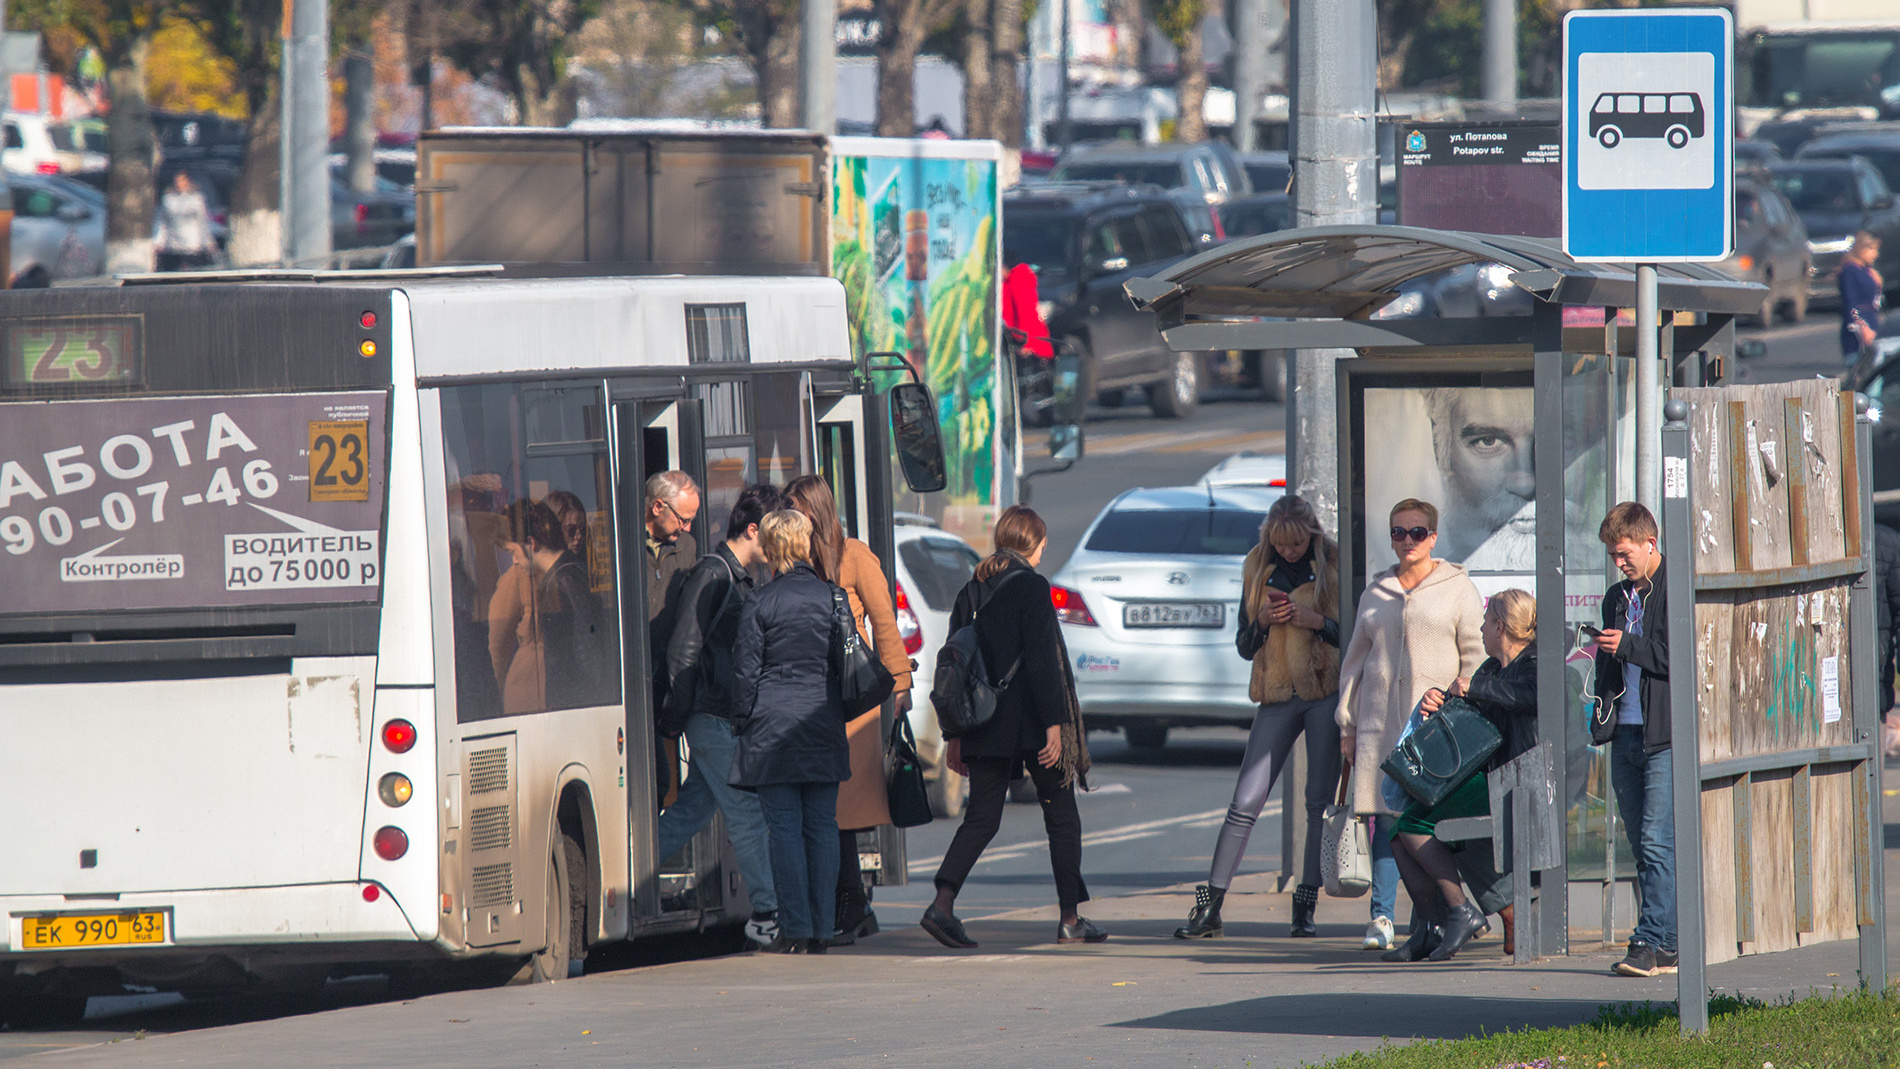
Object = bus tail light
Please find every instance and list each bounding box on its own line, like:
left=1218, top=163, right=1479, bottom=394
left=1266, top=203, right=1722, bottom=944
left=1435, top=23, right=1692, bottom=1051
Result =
left=372, top=826, right=409, bottom=860
left=894, top=582, right=924, bottom=655
left=381, top=719, right=416, bottom=753
left=1051, top=585, right=1098, bottom=627
left=378, top=772, right=413, bottom=807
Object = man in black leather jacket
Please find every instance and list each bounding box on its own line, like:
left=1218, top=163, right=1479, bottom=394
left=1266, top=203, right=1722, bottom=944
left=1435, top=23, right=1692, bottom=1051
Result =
left=654, top=483, right=784, bottom=945
left=1875, top=525, right=1900, bottom=756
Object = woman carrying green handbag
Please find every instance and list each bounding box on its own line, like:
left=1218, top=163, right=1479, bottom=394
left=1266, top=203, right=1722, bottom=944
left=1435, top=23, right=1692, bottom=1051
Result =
left=1383, top=589, right=1539, bottom=963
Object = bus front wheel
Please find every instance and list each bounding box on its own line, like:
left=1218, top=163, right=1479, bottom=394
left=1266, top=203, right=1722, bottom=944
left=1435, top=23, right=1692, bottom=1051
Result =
left=1666, top=125, right=1690, bottom=149
left=1597, top=127, right=1621, bottom=149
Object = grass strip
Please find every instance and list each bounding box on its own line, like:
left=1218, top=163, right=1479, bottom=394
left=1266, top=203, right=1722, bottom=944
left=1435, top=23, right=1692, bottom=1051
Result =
left=1310, top=986, right=1900, bottom=1069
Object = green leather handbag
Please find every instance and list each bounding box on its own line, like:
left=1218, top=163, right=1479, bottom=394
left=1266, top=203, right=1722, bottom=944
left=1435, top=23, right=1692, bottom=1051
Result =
left=1380, top=696, right=1501, bottom=809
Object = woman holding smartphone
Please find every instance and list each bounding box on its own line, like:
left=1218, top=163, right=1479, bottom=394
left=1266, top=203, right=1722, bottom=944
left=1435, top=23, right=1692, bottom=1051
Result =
left=1176, top=494, right=1342, bottom=940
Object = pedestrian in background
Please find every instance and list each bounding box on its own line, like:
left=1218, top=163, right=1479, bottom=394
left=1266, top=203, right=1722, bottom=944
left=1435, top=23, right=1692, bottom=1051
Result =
left=1840, top=231, right=1883, bottom=363
left=922, top=505, right=1101, bottom=949
left=784, top=475, right=914, bottom=945
left=1385, top=589, right=1538, bottom=963
left=1176, top=494, right=1341, bottom=941
left=656, top=483, right=785, bottom=947
left=155, top=171, right=215, bottom=272
left=1591, top=502, right=1677, bottom=978
left=645, top=471, right=701, bottom=807
left=729, top=509, right=850, bottom=954
left=1336, top=498, right=1485, bottom=952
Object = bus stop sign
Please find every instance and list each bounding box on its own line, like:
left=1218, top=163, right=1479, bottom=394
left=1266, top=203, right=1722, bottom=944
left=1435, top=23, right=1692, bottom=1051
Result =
left=1563, top=8, right=1733, bottom=263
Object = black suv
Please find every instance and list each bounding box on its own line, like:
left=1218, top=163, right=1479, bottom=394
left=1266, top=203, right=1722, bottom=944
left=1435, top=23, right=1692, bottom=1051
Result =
left=1003, top=183, right=1206, bottom=418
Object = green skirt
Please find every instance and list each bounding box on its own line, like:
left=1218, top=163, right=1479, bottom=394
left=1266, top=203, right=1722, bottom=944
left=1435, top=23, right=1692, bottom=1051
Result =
left=1391, top=772, right=1489, bottom=840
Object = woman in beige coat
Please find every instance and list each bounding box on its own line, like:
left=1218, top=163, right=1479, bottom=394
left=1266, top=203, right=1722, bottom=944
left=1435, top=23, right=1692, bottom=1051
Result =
left=1335, top=498, right=1485, bottom=951
left=786, top=475, right=913, bottom=945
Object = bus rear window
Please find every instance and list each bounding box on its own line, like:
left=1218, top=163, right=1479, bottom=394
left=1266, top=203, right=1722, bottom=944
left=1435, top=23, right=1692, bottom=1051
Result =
left=0, top=391, right=387, bottom=615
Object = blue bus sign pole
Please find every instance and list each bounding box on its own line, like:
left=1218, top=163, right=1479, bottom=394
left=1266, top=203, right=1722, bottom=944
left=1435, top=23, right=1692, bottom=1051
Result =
left=1564, top=7, right=1732, bottom=1037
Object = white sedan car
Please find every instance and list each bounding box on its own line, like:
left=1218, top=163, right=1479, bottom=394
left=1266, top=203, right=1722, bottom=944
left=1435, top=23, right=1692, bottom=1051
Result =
left=1050, top=484, right=1283, bottom=749
left=892, top=517, right=981, bottom=815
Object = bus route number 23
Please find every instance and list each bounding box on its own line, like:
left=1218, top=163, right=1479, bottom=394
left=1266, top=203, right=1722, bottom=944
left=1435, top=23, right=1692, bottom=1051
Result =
left=308, top=420, right=370, bottom=503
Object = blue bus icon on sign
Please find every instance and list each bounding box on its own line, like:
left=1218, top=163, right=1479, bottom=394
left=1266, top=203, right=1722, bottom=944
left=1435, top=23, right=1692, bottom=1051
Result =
left=1588, top=92, right=1705, bottom=150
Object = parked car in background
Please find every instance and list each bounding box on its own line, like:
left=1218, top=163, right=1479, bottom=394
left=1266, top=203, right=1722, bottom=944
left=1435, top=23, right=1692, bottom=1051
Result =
left=1796, top=126, right=1900, bottom=201
left=1051, top=142, right=1249, bottom=244
left=10, top=172, right=104, bottom=284
left=3, top=112, right=63, bottom=174
left=1765, top=158, right=1900, bottom=300
left=47, top=118, right=107, bottom=173
left=1002, top=182, right=1209, bottom=418
left=1199, top=452, right=1287, bottom=489
left=1719, top=177, right=1812, bottom=325
left=1238, top=150, right=1291, bottom=195
left=1216, top=191, right=1292, bottom=239
left=1050, top=484, right=1286, bottom=750
left=1735, top=138, right=1785, bottom=172
left=329, top=165, right=415, bottom=250
left=891, top=517, right=982, bottom=817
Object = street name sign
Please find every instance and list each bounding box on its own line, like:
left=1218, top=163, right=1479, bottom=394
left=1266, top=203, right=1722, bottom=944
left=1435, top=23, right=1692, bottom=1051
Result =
left=1562, top=8, right=1733, bottom=262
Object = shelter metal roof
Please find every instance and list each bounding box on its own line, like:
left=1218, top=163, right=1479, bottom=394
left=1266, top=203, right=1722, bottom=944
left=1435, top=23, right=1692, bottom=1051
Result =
left=1124, top=225, right=1765, bottom=324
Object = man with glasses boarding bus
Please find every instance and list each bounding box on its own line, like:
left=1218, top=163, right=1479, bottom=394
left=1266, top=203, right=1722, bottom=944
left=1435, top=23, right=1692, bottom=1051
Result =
left=0, top=271, right=936, bottom=1022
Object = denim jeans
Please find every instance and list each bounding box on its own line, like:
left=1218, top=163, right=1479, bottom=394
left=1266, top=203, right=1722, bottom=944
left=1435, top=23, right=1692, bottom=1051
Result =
left=1610, top=724, right=1677, bottom=952
left=655, top=713, right=776, bottom=915
left=1368, top=813, right=1399, bottom=922
left=755, top=782, right=841, bottom=941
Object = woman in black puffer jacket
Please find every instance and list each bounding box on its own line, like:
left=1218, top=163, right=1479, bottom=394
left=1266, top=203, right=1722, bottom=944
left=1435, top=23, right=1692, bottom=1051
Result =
left=730, top=509, right=850, bottom=954
left=1383, top=588, right=1538, bottom=964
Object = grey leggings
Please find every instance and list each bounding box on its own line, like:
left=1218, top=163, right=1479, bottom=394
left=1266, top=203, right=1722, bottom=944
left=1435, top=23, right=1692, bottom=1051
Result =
left=1209, top=694, right=1342, bottom=891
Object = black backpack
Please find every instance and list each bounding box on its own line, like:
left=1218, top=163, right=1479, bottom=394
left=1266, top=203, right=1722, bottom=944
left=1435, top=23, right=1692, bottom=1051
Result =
left=931, top=571, right=1028, bottom=739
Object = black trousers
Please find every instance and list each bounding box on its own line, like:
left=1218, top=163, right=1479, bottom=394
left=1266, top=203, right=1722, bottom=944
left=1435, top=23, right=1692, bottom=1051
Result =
left=934, top=755, right=1088, bottom=912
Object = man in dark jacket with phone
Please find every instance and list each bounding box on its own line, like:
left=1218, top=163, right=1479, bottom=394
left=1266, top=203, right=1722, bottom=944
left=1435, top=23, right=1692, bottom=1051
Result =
left=1591, top=502, right=1676, bottom=978
left=655, top=483, right=783, bottom=945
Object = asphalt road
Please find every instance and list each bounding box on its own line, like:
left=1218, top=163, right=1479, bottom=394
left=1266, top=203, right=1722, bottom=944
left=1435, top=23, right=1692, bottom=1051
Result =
left=0, top=314, right=1845, bottom=1057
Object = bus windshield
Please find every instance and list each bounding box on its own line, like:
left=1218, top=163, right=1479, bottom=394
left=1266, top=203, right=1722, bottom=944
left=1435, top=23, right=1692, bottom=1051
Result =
left=0, top=391, right=388, bottom=615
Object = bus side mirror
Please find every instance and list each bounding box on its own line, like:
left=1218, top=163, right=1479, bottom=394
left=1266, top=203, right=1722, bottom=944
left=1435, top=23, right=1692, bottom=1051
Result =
left=889, top=382, right=948, bottom=494
left=1049, top=349, right=1085, bottom=461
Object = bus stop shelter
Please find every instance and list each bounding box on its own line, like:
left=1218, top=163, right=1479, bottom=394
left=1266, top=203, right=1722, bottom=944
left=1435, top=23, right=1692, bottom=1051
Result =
left=1124, top=225, right=1770, bottom=965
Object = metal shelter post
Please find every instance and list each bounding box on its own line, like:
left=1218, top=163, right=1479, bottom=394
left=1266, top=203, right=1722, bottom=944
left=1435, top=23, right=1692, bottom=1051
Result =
left=1636, top=265, right=1660, bottom=514
left=1532, top=302, right=1569, bottom=958
left=1661, top=398, right=1707, bottom=1035
left=1852, top=394, right=1889, bottom=990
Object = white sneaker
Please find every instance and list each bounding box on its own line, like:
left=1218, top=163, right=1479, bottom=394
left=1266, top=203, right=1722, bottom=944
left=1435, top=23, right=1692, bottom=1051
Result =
left=746, top=912, right=779, bottom=948
left=1362, top=916, right=1395, bottom=950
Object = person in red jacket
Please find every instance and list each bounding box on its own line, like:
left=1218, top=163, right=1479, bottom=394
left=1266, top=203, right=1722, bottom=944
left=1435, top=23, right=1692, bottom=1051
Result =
left=1002, top=260, right=1053, bottom=358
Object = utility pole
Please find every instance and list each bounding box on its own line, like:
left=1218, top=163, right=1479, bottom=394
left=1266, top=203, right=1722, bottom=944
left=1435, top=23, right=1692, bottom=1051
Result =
left=282, top=0, right=331, bottom=266
left=1483, top=0, right=1516, bottom=110
left=1027, top=3, right=1047, bottom=149
left=801, top=0, right=837, bottom=134
left=1285, top=0, right=1376, bottom=529
left=1057, top=0, right=1072, bottom=152
left=1230, top=0, right=1264, bottom=152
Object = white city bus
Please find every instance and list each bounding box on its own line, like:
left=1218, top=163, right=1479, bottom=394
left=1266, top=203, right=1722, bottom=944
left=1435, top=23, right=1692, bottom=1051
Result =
left=0, top=272, right=924, bottom=1018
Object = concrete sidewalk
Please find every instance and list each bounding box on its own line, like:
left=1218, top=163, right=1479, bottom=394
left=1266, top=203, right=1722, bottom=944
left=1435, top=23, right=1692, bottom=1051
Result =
left=34, top=843, right=1898, bottom=1069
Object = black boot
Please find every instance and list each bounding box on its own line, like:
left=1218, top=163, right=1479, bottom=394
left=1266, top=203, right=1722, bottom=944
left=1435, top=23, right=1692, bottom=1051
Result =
left=1173, top=884, right=1226, bottom=939
left=1427, top=902, right=1489, bottom=962
left=1381, top=921, right=1443, bottom=962
left=831, top=879, right=878, bottom=946
left=1289, top=884, right=1319, bottom=938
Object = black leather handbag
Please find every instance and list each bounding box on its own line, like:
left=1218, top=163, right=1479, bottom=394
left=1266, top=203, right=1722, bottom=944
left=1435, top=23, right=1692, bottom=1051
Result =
left=832, top=586, right=895, bottom=717
left=885, top=713, right=934, bottom=828
left=1380, top=696, right=1502, bottom=810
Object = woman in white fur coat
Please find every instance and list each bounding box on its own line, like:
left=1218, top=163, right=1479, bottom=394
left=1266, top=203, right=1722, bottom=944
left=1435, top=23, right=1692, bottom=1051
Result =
left=1335, top=498, right=1486, bottom=951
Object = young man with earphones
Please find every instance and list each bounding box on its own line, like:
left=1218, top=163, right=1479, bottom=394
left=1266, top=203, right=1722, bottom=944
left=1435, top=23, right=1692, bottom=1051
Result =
left=1588, top=502, right=1677, bottom=978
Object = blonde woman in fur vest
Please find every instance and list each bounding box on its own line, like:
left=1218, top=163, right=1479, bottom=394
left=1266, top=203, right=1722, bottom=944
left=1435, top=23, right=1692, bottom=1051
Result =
left=1175, top=494, right=1342, bottom=941
left=1335, top=498, right=1486, bottom=951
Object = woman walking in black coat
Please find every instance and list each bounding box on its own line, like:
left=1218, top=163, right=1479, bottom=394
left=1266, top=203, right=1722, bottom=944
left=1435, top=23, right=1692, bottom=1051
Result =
left=921, top=505, right=1103, bottom=949
left=730, top=510, right=851, bottom=954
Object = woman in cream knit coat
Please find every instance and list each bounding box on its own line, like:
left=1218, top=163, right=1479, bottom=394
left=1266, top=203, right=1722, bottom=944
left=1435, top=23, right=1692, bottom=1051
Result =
left=1336, top=498, right=1485, bottom=951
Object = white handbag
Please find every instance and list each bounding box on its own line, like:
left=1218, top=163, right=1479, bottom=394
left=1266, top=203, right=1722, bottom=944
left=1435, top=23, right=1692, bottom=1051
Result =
left=1321, top=759, right=1373, bottom=898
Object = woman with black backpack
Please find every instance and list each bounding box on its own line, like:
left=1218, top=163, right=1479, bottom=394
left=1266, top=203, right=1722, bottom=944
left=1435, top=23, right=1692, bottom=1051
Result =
left=920, top=505, right=1102, bottom=950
